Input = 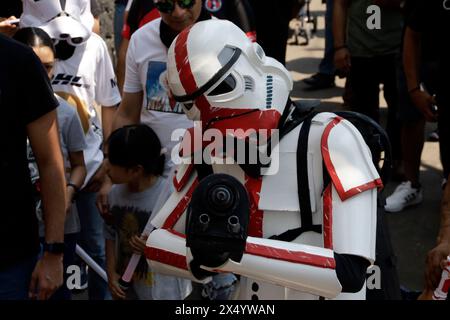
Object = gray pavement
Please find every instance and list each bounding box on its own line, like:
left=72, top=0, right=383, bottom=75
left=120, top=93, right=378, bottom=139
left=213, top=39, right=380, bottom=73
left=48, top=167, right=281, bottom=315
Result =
left=286, top=1, right=444, bottom=292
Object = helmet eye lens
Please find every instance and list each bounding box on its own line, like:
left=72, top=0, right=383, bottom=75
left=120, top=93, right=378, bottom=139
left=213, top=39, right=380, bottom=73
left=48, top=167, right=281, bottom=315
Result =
left=208, top=74, right=236, bottom=96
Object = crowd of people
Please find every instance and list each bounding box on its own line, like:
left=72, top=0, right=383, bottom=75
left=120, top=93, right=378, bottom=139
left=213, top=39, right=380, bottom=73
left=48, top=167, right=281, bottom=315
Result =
left=0, top=0, right=448, bottom=301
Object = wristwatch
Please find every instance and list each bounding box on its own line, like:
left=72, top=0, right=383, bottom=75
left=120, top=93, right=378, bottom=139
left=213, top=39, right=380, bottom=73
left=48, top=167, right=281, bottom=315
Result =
left=43, top=242, right=65, bottom=254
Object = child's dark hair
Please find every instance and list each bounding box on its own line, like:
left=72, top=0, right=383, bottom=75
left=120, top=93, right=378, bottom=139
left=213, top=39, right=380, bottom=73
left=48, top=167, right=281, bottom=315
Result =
left=13, top=27, right=56, bottom=56
left=107, top=124, right=165, bottom=177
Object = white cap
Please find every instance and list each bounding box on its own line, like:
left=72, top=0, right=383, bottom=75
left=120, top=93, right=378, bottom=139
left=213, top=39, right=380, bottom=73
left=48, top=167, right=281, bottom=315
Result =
left=20, top=0, right=94, bottom=45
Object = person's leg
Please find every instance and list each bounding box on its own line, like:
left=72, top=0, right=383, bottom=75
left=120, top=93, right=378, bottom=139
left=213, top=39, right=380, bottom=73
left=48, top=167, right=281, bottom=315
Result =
left=76, top=191, right=109, bottom=300
left=303, top=0, right=335, bottom=89
left=380, top=54, right=402, bottom=173
left=349, top=57, right=380, bottom=122
left=437, top=95, right=450, bottom=179
left=0, top=255, right=37, bottom=300
left=384, top=57, right=425, bottom=213
left=318, top=0, right=334, bottom=76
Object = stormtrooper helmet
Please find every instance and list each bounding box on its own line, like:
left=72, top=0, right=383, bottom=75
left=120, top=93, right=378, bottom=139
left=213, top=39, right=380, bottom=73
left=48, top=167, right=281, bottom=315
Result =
left=20, top=0, right=93, bottom=47
left=166, top=19, right=293, bottom=124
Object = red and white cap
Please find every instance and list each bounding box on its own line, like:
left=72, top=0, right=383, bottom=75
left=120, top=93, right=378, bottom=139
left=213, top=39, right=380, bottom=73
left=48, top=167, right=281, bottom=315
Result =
left=20, top=0, right=93, bottom=45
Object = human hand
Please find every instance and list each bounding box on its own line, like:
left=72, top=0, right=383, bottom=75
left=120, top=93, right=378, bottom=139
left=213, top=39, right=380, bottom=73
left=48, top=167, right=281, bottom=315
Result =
left=410, top=90, right=437, bottom=122
left=334, top=47, right=351, bottom=76
left=65, top=186, right=76, bottom=214
left=129, top=235, right=148, bottom=255
left=84, top=163, right=106, bottom=193
left=0, top=16, right=19, bottom=37
left=424, top=242, right=450, bottom=291
left=96, top=176, right=113, bottom=222
left=28, top=252, right=63, bottom=300
left=108, top=272, right=126, bottom=300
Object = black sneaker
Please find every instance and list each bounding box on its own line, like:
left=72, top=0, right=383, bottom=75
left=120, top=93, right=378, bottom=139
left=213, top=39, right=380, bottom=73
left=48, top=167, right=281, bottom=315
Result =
left=303, top=73, right=335, bottom=90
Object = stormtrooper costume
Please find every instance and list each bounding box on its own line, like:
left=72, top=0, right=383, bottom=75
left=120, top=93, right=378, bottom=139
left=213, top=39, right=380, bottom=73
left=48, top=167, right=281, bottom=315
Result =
left=145, top=20, right=382, bottom=300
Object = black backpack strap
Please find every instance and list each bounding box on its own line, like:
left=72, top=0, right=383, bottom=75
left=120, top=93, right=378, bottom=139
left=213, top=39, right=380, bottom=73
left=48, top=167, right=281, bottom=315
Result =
left=270, top=113, right=322, bottom=241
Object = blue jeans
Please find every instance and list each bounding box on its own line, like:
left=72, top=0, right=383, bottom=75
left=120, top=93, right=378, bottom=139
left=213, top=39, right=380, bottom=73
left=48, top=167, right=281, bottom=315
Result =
left=318, top=0, right=335, bottom=76
left=202, top=273, right=237, bottom=300
left=0, top=255, right=37, bottom=300
left=114, top=3, right=126, bottom=53
left=76, top=191, right=110, bottom=300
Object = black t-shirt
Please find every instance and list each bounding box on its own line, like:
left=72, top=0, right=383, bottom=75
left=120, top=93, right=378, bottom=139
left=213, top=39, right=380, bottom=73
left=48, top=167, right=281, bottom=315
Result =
left=204, top=0, right=256, bottom=34
left=407, top=0, right=450, bottom=99
left=0, top=35, right=58, bottom=270
left=0, top=0, right=22, bottom=17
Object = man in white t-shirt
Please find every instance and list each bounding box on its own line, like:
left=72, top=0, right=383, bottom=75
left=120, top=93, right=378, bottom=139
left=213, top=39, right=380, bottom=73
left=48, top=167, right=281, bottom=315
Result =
left=112, top=0, right=212, bottom=174
left=21, top=0, right=122, bottom=300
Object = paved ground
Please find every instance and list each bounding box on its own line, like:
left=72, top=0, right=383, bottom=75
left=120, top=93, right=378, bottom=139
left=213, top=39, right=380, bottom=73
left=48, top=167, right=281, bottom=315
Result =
left=286, top=1, right=443, bottom=292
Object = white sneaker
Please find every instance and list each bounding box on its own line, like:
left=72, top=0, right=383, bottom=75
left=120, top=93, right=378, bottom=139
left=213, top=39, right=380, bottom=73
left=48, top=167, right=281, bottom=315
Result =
left=384, top=181, right=423, bottom=213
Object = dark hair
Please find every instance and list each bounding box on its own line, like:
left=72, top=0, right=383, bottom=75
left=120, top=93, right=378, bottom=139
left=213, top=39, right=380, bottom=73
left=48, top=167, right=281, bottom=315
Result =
left=107, top=124, right=165, bottom=177
left=13, top=27, right=56, bottom=56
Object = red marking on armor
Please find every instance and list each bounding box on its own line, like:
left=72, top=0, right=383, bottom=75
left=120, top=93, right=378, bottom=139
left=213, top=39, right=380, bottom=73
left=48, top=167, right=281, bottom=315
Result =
left=321, top=117, right=383, bottom=201
left=173, top=163, right=194, bottom=192
left=163, top=178, right=199, bottom=229
left=145, top=247, right=188, bottom=270
left=174, top=26, right=212, bottom=118
left=245, top=243, right=336, bottom=269
left=245, top=176, right=263, bottom=237
left=175, top=26, right=196, bottom=94
left=167, top=229, right=186, bottom=239
left=246, top=31, right=257, bottom=42
left=443, top=279, right=450, bottom=293
left=323, top=184, right=333, bottom=249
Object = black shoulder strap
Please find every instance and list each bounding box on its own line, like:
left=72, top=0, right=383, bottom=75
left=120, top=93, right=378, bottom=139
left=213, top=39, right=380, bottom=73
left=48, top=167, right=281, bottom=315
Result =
left=269, top=112, right=322, bottom=242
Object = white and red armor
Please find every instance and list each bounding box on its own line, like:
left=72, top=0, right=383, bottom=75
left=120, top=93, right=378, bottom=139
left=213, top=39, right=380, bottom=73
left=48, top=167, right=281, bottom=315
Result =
left=145, top=19, right=382, bottom=300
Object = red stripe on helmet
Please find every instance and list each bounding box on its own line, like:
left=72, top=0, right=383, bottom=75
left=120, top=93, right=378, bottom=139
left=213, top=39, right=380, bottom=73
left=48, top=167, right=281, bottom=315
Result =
left=174, top=26, right=198, bottom=97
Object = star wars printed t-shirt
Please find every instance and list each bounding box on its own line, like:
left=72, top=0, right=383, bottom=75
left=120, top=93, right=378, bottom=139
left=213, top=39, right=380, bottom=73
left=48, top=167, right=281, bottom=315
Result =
left=51, top=33, right=121, bottom=185
left=0, top=35, right=59, bottom=270
left=124, top=18, right=193, bottom=174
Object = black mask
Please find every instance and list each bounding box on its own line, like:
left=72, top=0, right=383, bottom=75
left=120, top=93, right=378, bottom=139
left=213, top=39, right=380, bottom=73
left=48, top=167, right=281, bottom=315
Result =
left=55, top=40, right=76, bottom=60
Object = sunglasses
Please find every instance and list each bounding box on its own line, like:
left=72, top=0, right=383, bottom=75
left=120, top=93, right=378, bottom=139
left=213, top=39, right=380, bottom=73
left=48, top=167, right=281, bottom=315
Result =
left=154, top=0, right=196, bottom=13
left=52, top=33, right=85, bottom=46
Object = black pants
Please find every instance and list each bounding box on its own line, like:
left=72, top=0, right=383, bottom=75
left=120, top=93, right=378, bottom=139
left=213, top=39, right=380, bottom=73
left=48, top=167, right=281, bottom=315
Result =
left=437, top=95, right=450, bottom=178
left=350, top=54, right=401, bottom=162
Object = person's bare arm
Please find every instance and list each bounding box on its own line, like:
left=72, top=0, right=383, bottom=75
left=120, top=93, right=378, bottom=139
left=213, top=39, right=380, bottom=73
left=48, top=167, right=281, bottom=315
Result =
left=66, top=151, right=87, bottom=211
left=93, top=17, right=101, bottom=35
left=424, top=176, right=450, bottom=291
left=102, top=105, right=119, bottom=143
left=333, top=0, right=351, bottom=74
left=117, top=38, right=130, bottom=95
left=111, top=91, right=143, bottom=131
left=27, top=110, right=65, bottom=300
left=403, top=27, right=437, bottom=121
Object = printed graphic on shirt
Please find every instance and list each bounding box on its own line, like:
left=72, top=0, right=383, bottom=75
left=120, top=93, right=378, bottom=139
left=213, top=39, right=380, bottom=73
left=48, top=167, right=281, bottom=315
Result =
left=145, top=61, right=183, bottom=114
left=205, top=0, right=222, bottom=12
left=110, top=205, right=151, bottom=279
left=52, top=73, right=91, bottom=89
